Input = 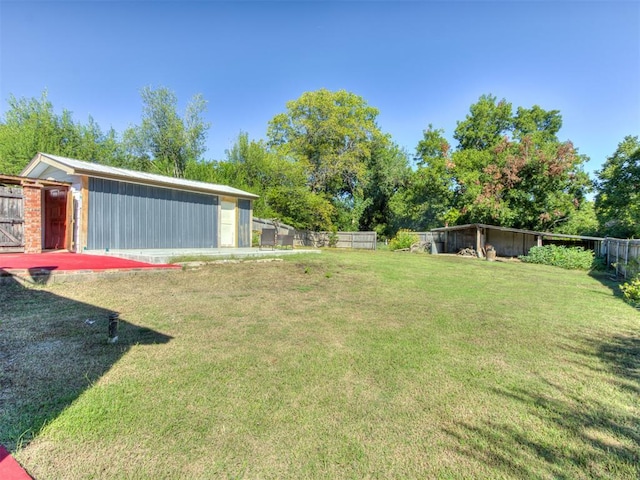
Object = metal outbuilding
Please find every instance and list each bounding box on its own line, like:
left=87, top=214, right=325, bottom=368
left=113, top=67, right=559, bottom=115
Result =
left=19, top=153, right=258, bottom=253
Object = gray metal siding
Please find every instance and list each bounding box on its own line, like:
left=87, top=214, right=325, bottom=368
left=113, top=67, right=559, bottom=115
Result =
left=238, top=199, right=252, bottom=248
left=88, top=178, right=218, bottom=250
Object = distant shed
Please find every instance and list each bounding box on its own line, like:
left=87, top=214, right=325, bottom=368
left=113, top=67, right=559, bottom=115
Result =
left=431, top=223, right=604, bottom=258
left=19, top=153, right=258, bottom=253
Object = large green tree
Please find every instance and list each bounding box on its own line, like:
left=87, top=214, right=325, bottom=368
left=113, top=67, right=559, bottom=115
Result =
left=267, top=89, right=382, bottom=197
left=124, top=87, right=209, bottom=178
left=595, top=135, right=640, bottom=238
left=414, top=95, right=591, bottom=231
left=267, top=88, right=408, bottom=230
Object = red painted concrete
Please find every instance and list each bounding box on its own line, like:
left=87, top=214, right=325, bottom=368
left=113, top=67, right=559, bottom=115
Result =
left=0, top=252, right=179, bottom=271
left=0, top=445, right=32, bottom=480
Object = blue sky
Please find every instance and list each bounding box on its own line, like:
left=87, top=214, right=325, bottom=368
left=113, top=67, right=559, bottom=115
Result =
left=1, top=1, right=638, bottom=178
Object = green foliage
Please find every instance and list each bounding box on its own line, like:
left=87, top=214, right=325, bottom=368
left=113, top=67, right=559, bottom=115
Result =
left=454, top=94, right=513, bottom=150
left=595, top=135, right=640, bottom=238
left=519, top=245, right=595, bottom=270
left=0, top=91, right=127, bottom=174
left=0, top=88, right=600, bottom=239
left=123, top=86, right=209, bottom=178
left=264, top=186, right=335, bottom=231
left=359, top=140, right=411, bottom=236
left=267, top=88, right=382, bottom=196
left=186, top=132, right=336, bottom=230
left=267, top=89, right=404, bottom=230
left=388, top=229, right=419, bottom=251
left=620, top=275, right=640, bottom=306
left=411, top=94, right=591, bottom=232
left=328, top=227, right=339, bottom=248
left=553, top=201, right=600, bottom=236
left=252, top=230, right=261, bottom=248
left=391, top=125, right=453, bottom=231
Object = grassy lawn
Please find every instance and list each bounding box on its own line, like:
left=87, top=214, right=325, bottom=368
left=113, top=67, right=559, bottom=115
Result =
left=1, top=250, right=638, bottom=479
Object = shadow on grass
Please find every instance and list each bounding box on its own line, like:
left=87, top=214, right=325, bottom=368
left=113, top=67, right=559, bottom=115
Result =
left=443, top=333, right=640, bottom=478
left=0, top=273, right=172, bottom=452
left=589, top=269, right=629, bottom=301
left=593, top=334, right=640, bottom=394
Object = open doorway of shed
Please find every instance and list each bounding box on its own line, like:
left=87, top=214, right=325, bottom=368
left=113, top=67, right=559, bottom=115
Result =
left=220, top=199, right=236, bottom=247
left=43, top=187, right=69, bottom=250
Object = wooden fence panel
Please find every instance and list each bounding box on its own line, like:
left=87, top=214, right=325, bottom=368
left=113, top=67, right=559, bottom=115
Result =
left=0, top=186, right=25, bottom=252
left=252, top=218, right=377, bottom=250
left=291, top=230, right=377, bottom=250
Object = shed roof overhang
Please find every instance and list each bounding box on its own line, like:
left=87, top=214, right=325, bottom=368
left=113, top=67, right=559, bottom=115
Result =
left=21, top=153, right=259, bottom=199
left=431, top=223, right=604, bottom=242
left=0, top=173, right=71, bottom=188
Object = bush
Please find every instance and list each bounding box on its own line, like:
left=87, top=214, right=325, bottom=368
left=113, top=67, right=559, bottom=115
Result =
left=388, top=230, right=419, bottom=251
left=252, top=230, right=261, bottom=248
left=519, top=245, right=595, bottom=270
left=620, top=276, right=640, bottom=306
left=328, top=227, right=339, bottom=248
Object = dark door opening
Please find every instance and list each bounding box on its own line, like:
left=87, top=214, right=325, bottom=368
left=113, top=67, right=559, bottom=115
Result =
left=44, top=188, right=68, bottom=250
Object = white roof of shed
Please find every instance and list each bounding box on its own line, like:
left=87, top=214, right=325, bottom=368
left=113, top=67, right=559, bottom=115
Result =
left=21, top=153, right=259, bottom=199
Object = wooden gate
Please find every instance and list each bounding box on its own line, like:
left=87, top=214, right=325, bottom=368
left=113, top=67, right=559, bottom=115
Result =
left=0, top=186, right=25, bottom=252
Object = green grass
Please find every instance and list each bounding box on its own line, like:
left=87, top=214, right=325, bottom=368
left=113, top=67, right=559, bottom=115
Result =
left=1, top=251, right=638, bottom=479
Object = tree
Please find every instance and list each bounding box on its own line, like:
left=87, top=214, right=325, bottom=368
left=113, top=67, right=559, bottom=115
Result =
left=554, top=201, right=599, bottom=236
left=453, top=94, right=513, bottom=150
left=263, top=186, right=335, bottom=231
left=388, top=126, right=455, bottom=232
left=595, top=136, right=640, bottom=238
left=359, top=139, right=411, bottom=235
left=0, top=92, right=61, bottom=174
left=267, top=89, right=387, bottom=228
left=185, top=132, right=335, bottom=230
left=416, top=95, right=592, bottom=231
left=124, top=87, right=209, bottom=178
left=0, top=91, right=126, bottom=174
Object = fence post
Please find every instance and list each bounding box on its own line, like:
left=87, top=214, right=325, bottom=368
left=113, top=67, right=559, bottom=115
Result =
left=625, top=240, right=630, bottom=280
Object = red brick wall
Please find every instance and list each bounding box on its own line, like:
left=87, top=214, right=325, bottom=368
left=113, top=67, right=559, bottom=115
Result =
left=23, top=185, right=43, bottom=254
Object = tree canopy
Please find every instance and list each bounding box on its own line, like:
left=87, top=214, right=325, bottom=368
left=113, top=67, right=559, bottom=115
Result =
left=412, top=95, right=592, bottom=232
left=595, top=135, right=640, bottom=238
left=0, top=91, right=125, bottom=174
left=0, top=88, right=625, bottom=238
left=124, top=87, right=209, bottom=178
left=266, top=89, right=410, bottom=231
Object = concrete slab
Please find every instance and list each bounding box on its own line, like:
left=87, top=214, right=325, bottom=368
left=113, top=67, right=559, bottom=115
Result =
left=84, top=247, right=321, bottom=264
